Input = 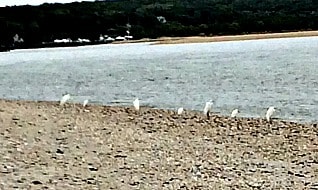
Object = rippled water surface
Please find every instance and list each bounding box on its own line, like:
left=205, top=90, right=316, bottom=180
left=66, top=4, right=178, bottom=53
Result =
left=1, top=37, right=317, bottom=122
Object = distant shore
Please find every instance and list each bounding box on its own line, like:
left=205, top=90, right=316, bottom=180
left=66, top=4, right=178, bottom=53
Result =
left=115, top=30, right=318, bottom=45
left=3, top=30, right=318, bottom=52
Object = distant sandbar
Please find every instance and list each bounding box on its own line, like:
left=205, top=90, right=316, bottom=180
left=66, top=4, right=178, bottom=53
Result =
left=114, top=30, right=318, bottom=45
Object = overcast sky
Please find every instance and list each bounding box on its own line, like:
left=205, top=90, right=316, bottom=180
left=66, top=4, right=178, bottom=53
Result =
left=0, top=0, right=95, bottom=7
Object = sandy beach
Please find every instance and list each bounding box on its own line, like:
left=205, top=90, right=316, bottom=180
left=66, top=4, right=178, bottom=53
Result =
left=113, top=30, right=318, bottom=45
left=0, top=99, right=317, bottom=189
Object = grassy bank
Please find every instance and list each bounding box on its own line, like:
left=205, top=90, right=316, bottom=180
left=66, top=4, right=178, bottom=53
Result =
left=0, top=99, right=317, bottom=189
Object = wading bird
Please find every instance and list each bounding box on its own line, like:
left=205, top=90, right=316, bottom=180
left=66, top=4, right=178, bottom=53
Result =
left=133, top=98, right=140, bottom=111
left=83, top=99, right=89, bottom=107
left=177, top=107, right=184, bottom=115
left=266, top=106, right=276, bottom=122
left=231, top=108, right=239, bottom=118
left=203, top=100, right=213, bottom=119
left=60, top=94, right=71, bottom=106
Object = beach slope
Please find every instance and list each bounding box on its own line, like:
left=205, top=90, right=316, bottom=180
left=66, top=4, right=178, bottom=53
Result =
left=0, top=99, right=317, bottom=189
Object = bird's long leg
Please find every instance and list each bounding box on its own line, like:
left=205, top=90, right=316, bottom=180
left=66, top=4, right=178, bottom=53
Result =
left=60, top=104, right=65, bottom=114
left=178, top=113, right=182, bottom=127
left=207, top=110, right=210, bottom=120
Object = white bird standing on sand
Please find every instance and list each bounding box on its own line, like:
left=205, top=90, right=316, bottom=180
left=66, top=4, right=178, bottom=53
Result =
left=133, top=98, right=140, bottom=111
left=177, top=107, right=184, bottom=115
left=266, top=106, right=276, bottom=122
left=231, top=108, right=239, bottom=118
left=203, top=100, right=213, bottom=119
left=83, top=99, right=89, bottom=107
left=60, top=94, right=71, bottom=106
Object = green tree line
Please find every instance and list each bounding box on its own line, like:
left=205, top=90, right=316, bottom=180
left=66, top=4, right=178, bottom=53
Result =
left=0, top=0, right=317, bottom=49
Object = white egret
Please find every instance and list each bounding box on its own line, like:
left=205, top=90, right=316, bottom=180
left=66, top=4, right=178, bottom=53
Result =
left=266, top=106, right=276, bottom=122
left=60, top=94, right=71, bottom=106
left=203, top=100, right=213, bottom=119
left=83, top=99, right=89, bottom=107
left=133, top=98, right=140, bottom=111
left=177, top=107, right=184, bottom=115
left=231, top=109, right=239, bottom=118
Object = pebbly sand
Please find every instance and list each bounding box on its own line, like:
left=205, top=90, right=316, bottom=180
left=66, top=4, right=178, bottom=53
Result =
left=0, top=99, right=317, bottom=189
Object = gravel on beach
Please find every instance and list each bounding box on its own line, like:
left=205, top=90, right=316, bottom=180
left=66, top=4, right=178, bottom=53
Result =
left=0, top=99, right=317, bottom=189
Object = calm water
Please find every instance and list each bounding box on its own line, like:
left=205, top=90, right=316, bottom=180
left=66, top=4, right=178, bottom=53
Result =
left=0, top=37, right=317, bottom=122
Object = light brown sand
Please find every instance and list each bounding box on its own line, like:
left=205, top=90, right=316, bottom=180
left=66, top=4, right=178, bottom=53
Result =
left=114, top=31, right=318, bottom=45
left=155, top=31, right=318, bottom=44
left=0, top=99, right=317, bottom=189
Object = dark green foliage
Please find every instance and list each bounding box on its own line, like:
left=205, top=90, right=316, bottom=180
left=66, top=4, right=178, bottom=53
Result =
left=0, top=0, right=317, bottom=48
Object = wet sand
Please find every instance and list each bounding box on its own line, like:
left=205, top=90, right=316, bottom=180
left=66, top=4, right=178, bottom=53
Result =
left=0, top=99, right=317, bottom=189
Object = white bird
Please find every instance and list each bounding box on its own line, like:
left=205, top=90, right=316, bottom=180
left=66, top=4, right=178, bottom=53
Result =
left=266, top=106, right=276, bottom=122
left=133, top=98, right=140, bottom=111
left=83, top=99, right=89, bottom=107
left=203, top=100, right=213, bottom=118
left=231, top=109, right=239, bottom=118
left=60, top=94, right=71, bottom=106
left=177, top=107, right=184, bottom=115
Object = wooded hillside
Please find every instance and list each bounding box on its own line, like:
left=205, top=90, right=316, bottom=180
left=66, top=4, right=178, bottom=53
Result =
left=0, top=0, right=317, bottom=49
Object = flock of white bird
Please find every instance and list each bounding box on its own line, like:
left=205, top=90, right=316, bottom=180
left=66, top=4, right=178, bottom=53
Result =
left=59, top=94, right=276, bottom=122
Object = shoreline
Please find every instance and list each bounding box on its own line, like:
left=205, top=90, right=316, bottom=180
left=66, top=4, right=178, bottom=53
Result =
left=115, top=30, right=318, bottom=45
left=0, top=99, right=316, bottom=124
left=0, top=99, right=315, bottom=125
left=1, top=99, right=318, bottom=189
left=3, top=30, right=318, bottom=52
